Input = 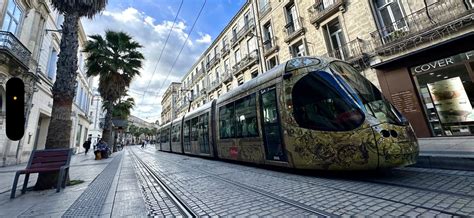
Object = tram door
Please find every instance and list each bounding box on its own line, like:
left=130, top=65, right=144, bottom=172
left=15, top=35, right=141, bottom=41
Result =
left=260, top=87, right=286, bottom=162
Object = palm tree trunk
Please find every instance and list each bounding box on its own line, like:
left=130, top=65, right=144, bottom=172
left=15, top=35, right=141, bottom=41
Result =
left=102, top=102, right=114, bottom=149
left=35, top=12, right=80, bottom=190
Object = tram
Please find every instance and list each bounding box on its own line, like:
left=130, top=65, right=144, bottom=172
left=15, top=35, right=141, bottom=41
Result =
left=156, top=57, right=419, bottom=170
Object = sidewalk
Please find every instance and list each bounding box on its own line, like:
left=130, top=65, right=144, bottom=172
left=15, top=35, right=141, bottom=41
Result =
left=415, top=136, right=474, bottom=171
left=0, top=146, right=147, bottom=217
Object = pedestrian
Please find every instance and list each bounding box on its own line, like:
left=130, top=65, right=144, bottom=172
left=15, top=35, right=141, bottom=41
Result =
left=141, top=140, right=145, bottom=148
left=83, top=138, right=92, bottom=155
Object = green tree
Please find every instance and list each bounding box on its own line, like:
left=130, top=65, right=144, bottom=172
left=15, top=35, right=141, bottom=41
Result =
left=36, top=0, right=108, bottom=190
left=84, top=31, right=144, bottom=148
left=112, top=97, right=135, bottom=119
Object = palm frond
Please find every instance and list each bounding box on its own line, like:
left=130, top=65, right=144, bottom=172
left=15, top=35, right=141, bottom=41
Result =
left=51, top=0, right=108, bottom=18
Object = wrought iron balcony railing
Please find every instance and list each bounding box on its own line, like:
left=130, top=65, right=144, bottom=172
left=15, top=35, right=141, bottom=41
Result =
left=284, top=17, right=306, bottom=43
left=232, top=50, right=259, bottom=76
left=231, top=19, right=256, bottom=46
left=0, top=31, right=31, bottom=68
left=209, top=78, right=221, bottom=92
left=259, top=2, right=272, bottom=18
left=325, top=38, right=373, bottom=62
left=263, top=37, right=279, bottom=56
left=308, top=0, right=345, bottom=27
left=370, top=0, right=473, bottom=55
left=221, top=44, right=230, bottom=56
left=222, top=70, right=233, bottom=83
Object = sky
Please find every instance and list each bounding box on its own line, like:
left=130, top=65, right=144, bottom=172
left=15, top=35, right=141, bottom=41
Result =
left=81, top=0, right=245, bottom=123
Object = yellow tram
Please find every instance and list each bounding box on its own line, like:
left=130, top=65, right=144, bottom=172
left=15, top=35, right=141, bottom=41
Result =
left=157, top=57, right=419, bottom=170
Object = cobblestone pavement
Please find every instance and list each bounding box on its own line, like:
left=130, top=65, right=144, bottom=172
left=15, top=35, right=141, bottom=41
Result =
left=130, top=146, right=474, bottom=217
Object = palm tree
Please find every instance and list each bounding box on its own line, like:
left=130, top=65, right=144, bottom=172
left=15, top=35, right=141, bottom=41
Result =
left=84, top=31, right=144, bottom=149
left=111, top=97, right=135, bottom=151
left=36, top=0, right=108, bottom=190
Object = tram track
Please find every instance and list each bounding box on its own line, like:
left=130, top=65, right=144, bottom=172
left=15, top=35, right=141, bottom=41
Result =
left=135, top=148, right=334, bottom=217
left=140, top=148, right=469, bottom=217
left=130, top=149, right=197, bottom=217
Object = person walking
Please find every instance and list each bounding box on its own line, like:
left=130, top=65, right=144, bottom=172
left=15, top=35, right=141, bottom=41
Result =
left=83, top=138, right=92, bottom=155
left=141, top=140, right=145, bottom=148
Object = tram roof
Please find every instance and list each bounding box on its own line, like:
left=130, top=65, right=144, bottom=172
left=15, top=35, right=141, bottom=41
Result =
left=216, top=56, right=327, bottom=105
left=184, top=100, right=213, bottom=120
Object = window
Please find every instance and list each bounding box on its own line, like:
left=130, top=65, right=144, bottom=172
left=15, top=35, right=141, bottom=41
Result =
left=191, top=117, right=199, bottom=141
left=232, top=26, right=237, bottom=41
left=219, top=103, right=235, bottom=139
left=247, top=36, right=257, bottom=53
left=292, top=70, right=364, bottom=131
left=183, top=121, right=190, bottom=151
left=267, top=56, right=278, bottom=70
left=285, top=3, right=300, bottom=35
left=234, top=49, right=241, bottom=63
left=76, top=124, right=82, bottom=147
left=171, top=125, right=181, bottom=142
left=251, top=70, right=258, bottom=78
left=263, top=22, right=273, bottom=50
left=324, top=19, right=347, bottom=60
left=47, top=48, right=58, bottom=80
left=238, top=76, right=244, bottom=86
left=259, top=0, right=270, bottom=11
left=198, top=113, right=209, bottom=153
left=224, top=59, right=230, bottom=72
left=161, top=127, right=170, bottom=143
left=215, top=67, right=220, bottom=81
left=235, top=94, right=258, bottom=137
left=1, top=0, right=23, bottom=35
left=374, top=0, right=407, bottom=35
left=290, top=40, right=306, bottom=57
left=219, top=94, right=258, bottom=138
left=56, top=14, right=64, bottom=28
left=226, top=83, right=232, bottom=91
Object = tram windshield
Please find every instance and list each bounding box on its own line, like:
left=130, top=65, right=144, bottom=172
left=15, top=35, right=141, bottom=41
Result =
left=292, top=70, right=365, bottom=131
left=330, top=61, right=407, bottom=125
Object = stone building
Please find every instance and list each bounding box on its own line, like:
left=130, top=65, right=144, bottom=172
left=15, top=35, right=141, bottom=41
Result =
left=88, top=90, right=105, bottom=146
left=0, top=0, right=92, bottom=166
left=169, top=0, right=473, bottom=138
left=160, top=82, right=181, bottom=124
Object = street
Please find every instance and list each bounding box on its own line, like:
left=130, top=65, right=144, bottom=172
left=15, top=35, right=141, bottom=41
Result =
left=129, top=146, right=474, bottom=217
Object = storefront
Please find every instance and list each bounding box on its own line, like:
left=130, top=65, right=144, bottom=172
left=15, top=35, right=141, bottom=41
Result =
left=412, top=50, right=474, bottom=136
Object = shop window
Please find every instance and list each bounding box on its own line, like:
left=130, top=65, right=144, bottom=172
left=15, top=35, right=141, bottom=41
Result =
left=1, top=0, right=23, bottom=35
left=292, top=70, right=364, bottom=131
left=290, top=40, right=306, bottom=57
left=374, top=0, right=407, bottom=36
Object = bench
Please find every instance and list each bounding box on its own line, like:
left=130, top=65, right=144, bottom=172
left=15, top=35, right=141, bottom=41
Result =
left=10, top=148, right=73, bottom=199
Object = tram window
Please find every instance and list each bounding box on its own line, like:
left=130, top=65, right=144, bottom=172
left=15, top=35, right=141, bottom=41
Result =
left=330, top=61, right=406, bottom=125
left=235, top=94, right=258, bottom=137
left=191, top=117, right=199, bottom=141
left=292, top=71, right=364, bottom=131
left=161, top=127, right=170, bottom=143
left=171, top=125, right=180, bottom=142
left=183, top=120, right=191, bottom=151
left=199, top=113, right=210, bottom=153
left=219, top=103, right=235, bottom=139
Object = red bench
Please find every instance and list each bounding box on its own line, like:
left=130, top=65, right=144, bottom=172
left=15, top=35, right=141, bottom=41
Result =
left=10, top=148, right=73, bottom=199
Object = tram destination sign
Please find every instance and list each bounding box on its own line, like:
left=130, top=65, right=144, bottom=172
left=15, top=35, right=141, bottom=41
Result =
left=411, top=50, right=474, bottom=74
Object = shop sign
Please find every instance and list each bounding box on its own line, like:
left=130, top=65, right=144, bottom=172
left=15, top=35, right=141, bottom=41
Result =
left=411, top=50, right=474, bottom=74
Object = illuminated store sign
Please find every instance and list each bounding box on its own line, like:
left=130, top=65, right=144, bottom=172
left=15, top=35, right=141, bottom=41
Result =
left=412, top=50, right=474, bottom=74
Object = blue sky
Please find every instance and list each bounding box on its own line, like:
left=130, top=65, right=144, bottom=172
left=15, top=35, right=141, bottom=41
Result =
left=82, top=0, right=245, bottom=123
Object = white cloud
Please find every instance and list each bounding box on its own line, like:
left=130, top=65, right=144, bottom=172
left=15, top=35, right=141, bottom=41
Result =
left=82, top=7, right=211, bottom=123
left=196, top=32, right=212, bottom=44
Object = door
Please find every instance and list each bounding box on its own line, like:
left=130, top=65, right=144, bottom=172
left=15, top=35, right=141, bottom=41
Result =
left=260, top=87, right=286, bottom=161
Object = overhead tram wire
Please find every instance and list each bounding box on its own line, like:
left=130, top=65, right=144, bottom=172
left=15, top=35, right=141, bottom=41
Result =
left=139, top=0, right=184, bottom=105
left=145, top=0, right=207, bottom=113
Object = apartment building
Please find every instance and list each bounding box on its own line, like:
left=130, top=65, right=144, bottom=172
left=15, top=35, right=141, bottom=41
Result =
left=168, top=0, right=474, bottom=138
left=161, top=82, right=181, bottom=124
left=89, top=90, right=105, bottom=145
left=0, top=0, right=93, bottom=166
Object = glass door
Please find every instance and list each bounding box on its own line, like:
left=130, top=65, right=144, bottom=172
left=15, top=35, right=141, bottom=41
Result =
left=260, top=87, right=286, bottom=161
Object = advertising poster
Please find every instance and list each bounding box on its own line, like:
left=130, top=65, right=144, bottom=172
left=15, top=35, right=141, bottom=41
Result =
left=427, top=77, right=474, bottom=123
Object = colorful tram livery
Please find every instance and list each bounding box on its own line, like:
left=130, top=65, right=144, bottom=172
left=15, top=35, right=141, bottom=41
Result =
left=157, top=57, right=419, bottom=170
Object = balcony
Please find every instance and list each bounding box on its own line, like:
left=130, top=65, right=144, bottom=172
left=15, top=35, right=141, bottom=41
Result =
left=231, top=19, right=256, bottom=46
left=221, top=44, right=230, bottom=57
left=232, top=50, right=259, bottom=76
left=325, top=38, right=373, bottom=61
left=370, top=0, right=473, bottom=56
left=192, top=67, right=206, bottom=82
left=206, top=54, right=219, bottom=70
left=209, top=78, right=221, bottom=92
left=308, top=0, right=345, bottom=28
left=263, top=37, right=279, bottom=56
left=284, top=18, right=306, bottom=43
left=0, top=31, right=31, bottom=70
left=222, top=70, right=233, bottom=83
left=259, top=2, right=272, bottom=18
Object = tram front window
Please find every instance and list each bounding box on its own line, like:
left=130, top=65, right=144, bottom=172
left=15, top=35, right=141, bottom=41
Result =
left=330, top=61, right=407, bottom=125
left=292, top=71, right=364, bottom=131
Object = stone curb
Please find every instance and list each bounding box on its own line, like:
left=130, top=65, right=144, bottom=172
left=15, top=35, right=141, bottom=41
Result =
left=411, top=154, right=474, bottom=171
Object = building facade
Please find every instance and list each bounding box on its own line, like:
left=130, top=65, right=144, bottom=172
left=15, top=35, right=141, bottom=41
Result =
left=167, top=0, right=474, bottom=139
left=160, top=82, right=181, bottom=124
left=89, top=90, right=105, bottom=145
left=0, top=0, right=93, bottom=166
